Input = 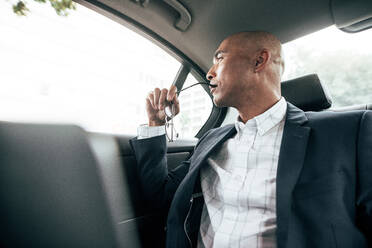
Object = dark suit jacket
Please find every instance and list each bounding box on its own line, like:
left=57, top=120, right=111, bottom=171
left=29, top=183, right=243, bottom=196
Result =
left=130, top=103, right=372, bottom=248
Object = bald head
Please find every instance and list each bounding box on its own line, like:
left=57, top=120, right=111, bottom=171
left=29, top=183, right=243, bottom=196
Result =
left=224, top=31, right=285, bottom=76
left=206, top=31, right=284, bottom=119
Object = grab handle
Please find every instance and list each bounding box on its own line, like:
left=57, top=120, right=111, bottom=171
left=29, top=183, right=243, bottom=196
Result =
left=163, top=0, right=192, bottom=31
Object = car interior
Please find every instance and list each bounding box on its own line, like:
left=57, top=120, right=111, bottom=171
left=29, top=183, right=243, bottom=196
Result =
left=1, top=0, right=372, bottom=247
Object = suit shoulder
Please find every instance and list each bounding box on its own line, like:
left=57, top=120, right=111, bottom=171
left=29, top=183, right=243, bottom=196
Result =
left=304, top=109, right=369, bottom=128
left=305, top=109, right=367, bottom=120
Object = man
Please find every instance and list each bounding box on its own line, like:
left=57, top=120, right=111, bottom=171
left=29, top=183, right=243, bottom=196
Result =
left=130, top=31, right=372, bottom=247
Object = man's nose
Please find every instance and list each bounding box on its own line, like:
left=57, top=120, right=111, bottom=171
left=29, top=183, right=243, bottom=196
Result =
left=206, top=65, right=216, bottom=81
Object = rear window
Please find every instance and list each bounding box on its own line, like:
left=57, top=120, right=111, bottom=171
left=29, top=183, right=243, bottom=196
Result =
left=282, top=26, right=372, bottom=107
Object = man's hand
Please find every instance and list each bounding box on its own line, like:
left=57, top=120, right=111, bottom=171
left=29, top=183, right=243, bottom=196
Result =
left=146, top=85, right=180, bottom=126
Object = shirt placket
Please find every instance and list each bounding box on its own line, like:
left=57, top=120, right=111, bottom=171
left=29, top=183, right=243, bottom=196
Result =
left=214, top=127, right=257, bottom=247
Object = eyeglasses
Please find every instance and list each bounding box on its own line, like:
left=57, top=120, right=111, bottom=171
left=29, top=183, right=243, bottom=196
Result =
left=165, top=103, right=177, bottom=142
left=164, top=82, right=216, bottom=142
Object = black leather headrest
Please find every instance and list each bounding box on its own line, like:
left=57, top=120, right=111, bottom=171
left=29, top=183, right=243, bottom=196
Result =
left=281, top=74, right=332, bottom=111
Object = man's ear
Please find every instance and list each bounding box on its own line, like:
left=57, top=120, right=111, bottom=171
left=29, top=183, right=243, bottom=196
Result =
left=254, top=49, right=270, bottom=72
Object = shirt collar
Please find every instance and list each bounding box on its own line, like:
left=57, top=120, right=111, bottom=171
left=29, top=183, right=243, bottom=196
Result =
left=234, top=97, right=287, bottom=136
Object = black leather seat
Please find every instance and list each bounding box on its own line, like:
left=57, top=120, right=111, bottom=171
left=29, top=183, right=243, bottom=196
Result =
left=0, top=123, right=118, bottom=247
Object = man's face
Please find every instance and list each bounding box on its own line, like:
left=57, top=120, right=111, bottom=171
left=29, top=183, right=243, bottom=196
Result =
left=206, top=38, right=256, bottom=107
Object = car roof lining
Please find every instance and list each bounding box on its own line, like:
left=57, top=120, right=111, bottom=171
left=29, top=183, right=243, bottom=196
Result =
left=76, top=0, right=334, bottom=73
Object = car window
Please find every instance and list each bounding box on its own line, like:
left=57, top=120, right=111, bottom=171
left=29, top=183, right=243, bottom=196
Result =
left=0, top=1, right=184, bottom=135
left=175, top=73, right=213, bottom=139
left=282, top=26, right=372, bottom=107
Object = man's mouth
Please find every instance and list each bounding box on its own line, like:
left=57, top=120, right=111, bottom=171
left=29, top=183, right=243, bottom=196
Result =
left=209, top=82, right=218, bottom=93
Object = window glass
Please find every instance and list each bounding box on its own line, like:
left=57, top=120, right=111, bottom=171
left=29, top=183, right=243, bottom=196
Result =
left=283, top=26, right=372, bottom=107
left=0, top=1, right=180, bottom=134
left=175, top=73, right=213, bottom=138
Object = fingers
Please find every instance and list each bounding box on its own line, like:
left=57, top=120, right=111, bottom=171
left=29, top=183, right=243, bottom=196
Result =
left=145, top=97, right=153, bottom=113
left=168, top=85, right=180, bottom=115
left=153, top=88, right=160, bottom=109
left=147, top=85, right=179, bottom=113
left=147, top=88, right=170, bottom=111
left=166, top=85, right=180, bottom=115
left=147, top=91, right=155, bottom=109
left=167, top=85, right=177, bottom=102
left=159, top=88, right=168, bottom=110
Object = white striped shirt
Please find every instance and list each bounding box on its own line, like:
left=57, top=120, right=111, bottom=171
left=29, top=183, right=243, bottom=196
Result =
left=198, top=97, right=287, bottom=248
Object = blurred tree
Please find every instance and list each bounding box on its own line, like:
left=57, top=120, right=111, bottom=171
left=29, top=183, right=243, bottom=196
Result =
left=12, top=0, right=76, bottom=16
left=285, top=45, right=372, bottom=107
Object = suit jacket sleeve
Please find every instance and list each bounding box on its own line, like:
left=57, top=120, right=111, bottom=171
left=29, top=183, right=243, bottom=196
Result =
left=130, top=131, right=210, bottom=210
left=356, top=111, right=372, bottom=244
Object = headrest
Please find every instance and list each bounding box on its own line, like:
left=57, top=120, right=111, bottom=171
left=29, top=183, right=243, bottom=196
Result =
left=281, top=74, right=332, bottom=111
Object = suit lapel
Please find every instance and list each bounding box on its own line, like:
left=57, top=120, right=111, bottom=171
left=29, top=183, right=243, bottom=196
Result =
left=189, top=124, right=236, bottom=173
left=276, top=103, right=311, bottom=248
left=180, top=124, right=237, bottom=194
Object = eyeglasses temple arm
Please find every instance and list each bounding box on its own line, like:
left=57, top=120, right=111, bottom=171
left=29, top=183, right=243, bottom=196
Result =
left=176, top=82, right=215, bottom=94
